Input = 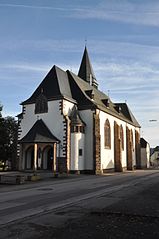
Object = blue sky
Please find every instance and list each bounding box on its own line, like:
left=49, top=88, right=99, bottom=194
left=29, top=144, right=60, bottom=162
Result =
left=0, top=0, right=159, bottom=147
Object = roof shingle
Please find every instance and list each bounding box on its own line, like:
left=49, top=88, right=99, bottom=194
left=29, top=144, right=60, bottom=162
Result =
left=19, top=119, right=60, bottom=143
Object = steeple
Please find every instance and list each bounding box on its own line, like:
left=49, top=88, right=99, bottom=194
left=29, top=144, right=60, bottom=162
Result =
left=78, top=47, right=98, bottom=89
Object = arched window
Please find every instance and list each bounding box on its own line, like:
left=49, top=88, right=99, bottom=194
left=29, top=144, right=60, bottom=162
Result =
left=120, top=125, right=124, bottom=150
left=37, top=148, right=42, bottom=169
left=104, top=119, right=111, bottom=148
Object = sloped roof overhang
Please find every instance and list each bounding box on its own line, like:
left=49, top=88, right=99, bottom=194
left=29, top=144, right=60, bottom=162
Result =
left=19, top=119, right=60, bottom=144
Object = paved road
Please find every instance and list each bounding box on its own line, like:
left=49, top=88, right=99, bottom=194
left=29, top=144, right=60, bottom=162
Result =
left=1, top=170, right=159, bottom=238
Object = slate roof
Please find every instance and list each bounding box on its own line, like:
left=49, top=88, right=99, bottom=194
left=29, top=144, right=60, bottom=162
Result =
left=150, top=146, right=159, bottom=156
left=140, top=138, right=148, bottom=148
left=16, top=112, right=23, bottom=119
left=69, top=106, right=86, bottom=126
left=78, top=47, right=98, bottom=88
left=20, top=48, right=140, bottom=128
left=22, top=65, right=75, bottom=105
left=115, top=103, right=140, bottom=127
left=67, top=71, right=140, bottom=127
left=153, top=146, right=159, bottom=152
left=19, top=119, right=60, bottom=143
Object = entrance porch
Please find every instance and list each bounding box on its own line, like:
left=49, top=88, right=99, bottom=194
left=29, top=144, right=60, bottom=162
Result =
left=23, top=143, right=57, bottom=171
left=18, top=119, right=60, bottom=174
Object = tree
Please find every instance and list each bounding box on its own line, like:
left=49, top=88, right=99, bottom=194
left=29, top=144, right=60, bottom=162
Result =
left=4, top=116, right=18, bottom=169
left=0, top=104, right=6, bottom=165
left=0, top=103, right=2, bottom=118
left=0, top=105, right=18, bottom=170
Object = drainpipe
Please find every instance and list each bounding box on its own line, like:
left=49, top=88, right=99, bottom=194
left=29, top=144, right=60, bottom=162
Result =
left=33, top=143, right=37, bottom=175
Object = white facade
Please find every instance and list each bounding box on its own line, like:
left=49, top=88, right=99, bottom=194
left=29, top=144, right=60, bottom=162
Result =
left=141, top=144, right=150, bottom=168
left=151, top=151, right=159, bottom=167
left=19, top=99, right=75, bottom=170
left=99, top=110, right=139, bottom=172
left=70, top=133, right=85, bottom=170
left=19, top=99, right=74, bottom=158
left=18, top=48, right=140, bottom=174
left=18, top=98, right=140, bottom=173
left=79, top=110, right=94, bottom=170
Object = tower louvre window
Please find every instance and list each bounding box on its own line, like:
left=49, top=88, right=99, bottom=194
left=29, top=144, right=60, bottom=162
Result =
left=71, top=125, right=85, bottom=133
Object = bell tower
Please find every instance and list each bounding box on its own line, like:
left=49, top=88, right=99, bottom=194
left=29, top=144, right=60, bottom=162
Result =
left=78, top=47, right=98, bottom=89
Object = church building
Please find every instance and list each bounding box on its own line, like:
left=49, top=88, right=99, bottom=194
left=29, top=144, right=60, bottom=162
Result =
left=17, top=47, right=141, bottom=174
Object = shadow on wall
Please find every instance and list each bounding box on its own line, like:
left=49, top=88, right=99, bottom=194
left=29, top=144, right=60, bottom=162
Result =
left=102, top=160, right=114, bottom=173
left=105, top=160, right=114, bottom=169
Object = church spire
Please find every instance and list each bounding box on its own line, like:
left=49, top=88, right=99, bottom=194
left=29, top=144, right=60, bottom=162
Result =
left=78, top=47, right=98, bottom=89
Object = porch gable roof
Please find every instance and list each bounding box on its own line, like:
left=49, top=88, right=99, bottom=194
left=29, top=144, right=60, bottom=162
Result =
left=19, top=119, right=60, bottom=143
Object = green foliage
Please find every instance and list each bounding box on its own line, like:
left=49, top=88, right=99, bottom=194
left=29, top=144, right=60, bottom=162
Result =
left=0, top=103, right=2, bottom=118
left=0, top=106, right=18, bottom=170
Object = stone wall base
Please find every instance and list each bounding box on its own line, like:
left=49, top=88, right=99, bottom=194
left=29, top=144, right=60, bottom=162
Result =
left=69, top=170, right=95, bottom=175
left=102, top=167, right=127, bottom=173
left=102, top=168, right=115, bottom=173
left=57, top=157, right=67, bottom=173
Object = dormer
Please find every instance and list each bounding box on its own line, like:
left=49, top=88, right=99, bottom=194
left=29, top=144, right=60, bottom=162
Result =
left=115, top=105, right=122, bottom=113
left=85, top=89, right=95, bottom=100
left=102, top=98, right=110, bottom=108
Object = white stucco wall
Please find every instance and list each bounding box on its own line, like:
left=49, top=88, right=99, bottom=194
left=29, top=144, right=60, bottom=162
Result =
left=19, top=99, right=74, bottom=158
left=141, top=144, right=150, bottom=168
left=19, top=98, right=140, bottom=172
left=70, top=133, right=85, bottom=170
left=127, top=125, right=137, bottom=167
left=100, top=111, right=125, bottom=170
left=63, top=99, right=75, bottom=116
left=99, top=110, right=140, bottom=171
left=150, top=151, right=159, bottom=167
left=79, top=110, right=94, bottom=170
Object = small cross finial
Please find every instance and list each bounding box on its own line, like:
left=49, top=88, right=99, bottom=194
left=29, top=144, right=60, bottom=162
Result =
left=85, top=37, right=87, bottom=46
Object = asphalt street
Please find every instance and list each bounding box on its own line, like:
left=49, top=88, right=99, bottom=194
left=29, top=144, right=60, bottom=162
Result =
left=0, top=170, right=159, bottom=238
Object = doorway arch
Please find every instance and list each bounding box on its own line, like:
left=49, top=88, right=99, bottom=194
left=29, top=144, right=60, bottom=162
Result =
left=42, top=146, right=53, bottom=170
left=25, top=146, right=34, bottom=170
